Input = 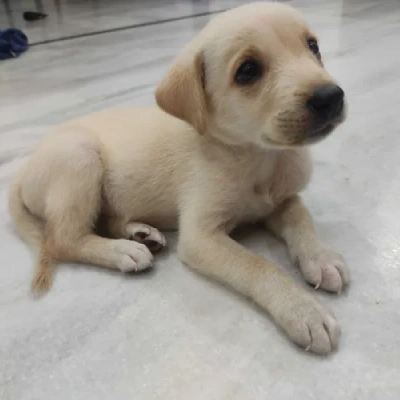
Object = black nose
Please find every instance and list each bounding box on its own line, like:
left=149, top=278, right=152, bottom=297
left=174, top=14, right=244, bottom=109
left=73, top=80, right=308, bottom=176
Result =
left=307, top=84, right=344, bottom=119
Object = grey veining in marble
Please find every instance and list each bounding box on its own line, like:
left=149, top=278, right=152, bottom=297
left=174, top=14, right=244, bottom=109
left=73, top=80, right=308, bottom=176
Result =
left=1, top=1, right=400, bottom=399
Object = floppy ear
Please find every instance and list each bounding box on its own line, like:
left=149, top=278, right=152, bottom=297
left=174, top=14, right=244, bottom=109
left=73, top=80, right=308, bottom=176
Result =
left=156, top=49, right=207, bottom=134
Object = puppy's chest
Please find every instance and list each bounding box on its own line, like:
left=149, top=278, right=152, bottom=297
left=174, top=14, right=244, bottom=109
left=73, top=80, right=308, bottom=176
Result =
left=234, top=182, right=276, bottom=224
left=233, top=151, right=312, bottom=225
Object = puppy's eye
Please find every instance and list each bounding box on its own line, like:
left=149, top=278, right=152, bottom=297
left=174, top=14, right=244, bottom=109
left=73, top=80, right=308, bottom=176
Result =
left=307, top=38, right=320, bottom=57
left=235, top=60, right=262, bottom=85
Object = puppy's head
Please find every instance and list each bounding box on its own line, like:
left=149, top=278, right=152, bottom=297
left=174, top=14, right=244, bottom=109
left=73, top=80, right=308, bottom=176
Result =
left=156, top=2, right=346, bottom=148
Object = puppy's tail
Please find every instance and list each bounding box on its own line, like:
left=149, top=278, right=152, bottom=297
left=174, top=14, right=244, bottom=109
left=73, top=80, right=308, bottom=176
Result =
left=8, top=169, right=55, bottom=294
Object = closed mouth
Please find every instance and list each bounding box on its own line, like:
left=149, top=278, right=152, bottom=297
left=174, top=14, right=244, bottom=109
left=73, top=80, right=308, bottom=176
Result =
left=262, top=119, right=339, bottom=148
left=308, top=123, right=334, bottom=139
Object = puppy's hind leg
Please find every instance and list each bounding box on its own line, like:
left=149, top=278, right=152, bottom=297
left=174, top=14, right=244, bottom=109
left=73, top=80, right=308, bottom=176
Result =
left=106, top=217, right=167, bottom=253
left=36, top=133, right=153, bottom=293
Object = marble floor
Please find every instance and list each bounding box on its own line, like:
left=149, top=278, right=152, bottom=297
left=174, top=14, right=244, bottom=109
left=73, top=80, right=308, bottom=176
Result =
left=0, top=0, right=240, bottom=44
left=1, top=0, right=400, bottom=399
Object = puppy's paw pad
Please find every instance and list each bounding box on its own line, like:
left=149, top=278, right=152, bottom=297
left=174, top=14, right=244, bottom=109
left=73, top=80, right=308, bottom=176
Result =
left=126, top=223, right=166, bottom=253
left=280, top=295, right=340, bottom=355
left=113, top=240, right=153, bottom=272
left=298, top=249, right=350, bottom=294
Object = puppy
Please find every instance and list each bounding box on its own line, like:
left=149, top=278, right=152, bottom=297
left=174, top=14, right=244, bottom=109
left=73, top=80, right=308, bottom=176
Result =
left=9, top=2, right=349, bottom=355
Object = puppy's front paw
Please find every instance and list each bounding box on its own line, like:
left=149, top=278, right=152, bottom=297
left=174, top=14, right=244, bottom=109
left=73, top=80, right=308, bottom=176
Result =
left=113, top=239, right=153, bottom=272
left=296, top=247, right=350, bottom=294
left=126, top=222, right=166, bottom=253
left=278, top=293, right=341, bottom=355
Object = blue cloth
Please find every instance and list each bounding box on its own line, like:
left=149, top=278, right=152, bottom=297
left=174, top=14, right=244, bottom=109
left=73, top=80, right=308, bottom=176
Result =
left=0, top=28, right=29, bottom=60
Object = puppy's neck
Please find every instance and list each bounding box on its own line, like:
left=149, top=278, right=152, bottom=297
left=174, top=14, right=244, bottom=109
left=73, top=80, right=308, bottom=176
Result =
left=200, top=130, right=282, bottom=162
left=198, top=132, right=282, bottom=180
left=198, top=130, right=312, bottom=191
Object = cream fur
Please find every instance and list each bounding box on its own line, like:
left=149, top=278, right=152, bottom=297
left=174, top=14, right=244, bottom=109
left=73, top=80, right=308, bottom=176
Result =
left=9, top=2, right=350, bottom=355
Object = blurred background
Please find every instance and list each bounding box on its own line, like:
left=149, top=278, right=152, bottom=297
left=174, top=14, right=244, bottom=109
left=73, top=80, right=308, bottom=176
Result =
left=0, top=0, right=244, bottom=45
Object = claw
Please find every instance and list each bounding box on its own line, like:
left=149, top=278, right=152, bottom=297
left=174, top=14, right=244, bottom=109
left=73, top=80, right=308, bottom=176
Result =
left=335, top=264, right=348, bottom=288
left=305, top=326, right=312, bottom=352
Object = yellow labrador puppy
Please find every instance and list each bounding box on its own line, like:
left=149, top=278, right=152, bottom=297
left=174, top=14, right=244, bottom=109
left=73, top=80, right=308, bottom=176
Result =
left=9, top=2, right=349, bottom=355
